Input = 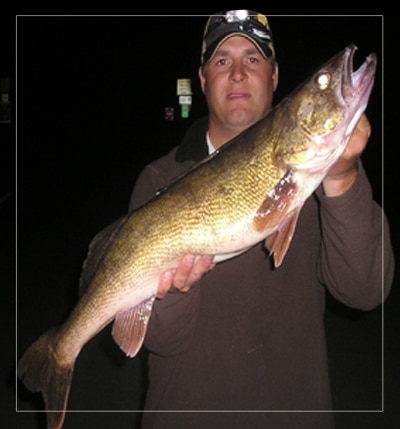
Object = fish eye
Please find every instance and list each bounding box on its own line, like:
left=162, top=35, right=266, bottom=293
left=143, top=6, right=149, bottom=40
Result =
left=316, top=72, right=331, bottom=90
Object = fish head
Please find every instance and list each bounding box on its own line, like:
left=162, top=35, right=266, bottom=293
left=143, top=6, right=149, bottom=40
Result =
left=274, top=44, right=377, bottom=173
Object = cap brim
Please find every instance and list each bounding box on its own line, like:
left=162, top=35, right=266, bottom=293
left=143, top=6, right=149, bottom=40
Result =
left=202, top=32, right=271, bottom=64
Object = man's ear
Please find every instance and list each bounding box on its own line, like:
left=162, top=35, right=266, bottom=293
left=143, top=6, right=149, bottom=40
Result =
left=198, top=66, right=206, bottom=94
left=272, top=62, right=279, bottom=92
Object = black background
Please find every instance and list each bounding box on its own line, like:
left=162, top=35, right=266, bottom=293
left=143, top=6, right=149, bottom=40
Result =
left=0, top=13, right=398, bottom=429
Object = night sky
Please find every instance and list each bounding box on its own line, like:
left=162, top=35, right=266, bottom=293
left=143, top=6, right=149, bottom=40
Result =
left=1, top=14, right=398, bottom=429
left=15, top=16, right=384, bottom=212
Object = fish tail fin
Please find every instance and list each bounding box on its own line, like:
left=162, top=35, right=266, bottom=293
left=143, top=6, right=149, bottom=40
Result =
left=18, top=328, right=74, bottom=429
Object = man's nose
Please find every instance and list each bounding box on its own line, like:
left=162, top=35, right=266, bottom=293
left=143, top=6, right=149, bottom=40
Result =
left=229, top=61, right=246, bottom=83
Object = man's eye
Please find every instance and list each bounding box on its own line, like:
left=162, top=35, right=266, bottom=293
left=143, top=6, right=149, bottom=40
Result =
left=247, top=57, right=259, bottom=64
left=216, top=58, right=227, bottom=66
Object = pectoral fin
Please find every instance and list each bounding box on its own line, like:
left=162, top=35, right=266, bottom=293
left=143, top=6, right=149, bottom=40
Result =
left=251, top=170, right=300, bottom=267
left=253, top=170, right=297, bottom=233
left=112, top=295, right=156, bottom=358
left=265, top=207, right=302, bottom=267
left=252, top=170, right=297, bottom=235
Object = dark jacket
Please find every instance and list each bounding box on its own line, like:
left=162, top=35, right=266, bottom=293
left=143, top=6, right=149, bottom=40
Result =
left=126, top=117, right=394, bottom=429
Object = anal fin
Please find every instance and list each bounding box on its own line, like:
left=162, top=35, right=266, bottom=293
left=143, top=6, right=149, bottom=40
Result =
left=112, top=295, right=156, bottom=358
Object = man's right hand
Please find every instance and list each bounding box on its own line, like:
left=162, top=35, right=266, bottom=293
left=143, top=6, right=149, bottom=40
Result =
left=157, top=255, right=215, bottom=299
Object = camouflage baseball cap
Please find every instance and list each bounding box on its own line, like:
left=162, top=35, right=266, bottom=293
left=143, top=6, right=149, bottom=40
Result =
left=201, top=10, right=275, bottom=64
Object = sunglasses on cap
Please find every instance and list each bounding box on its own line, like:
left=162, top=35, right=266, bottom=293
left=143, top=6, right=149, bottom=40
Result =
left=201, top=10, right=275, bottom=64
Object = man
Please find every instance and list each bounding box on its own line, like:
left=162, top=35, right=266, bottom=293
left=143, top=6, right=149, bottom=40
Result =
left=85, top=11, right=393, bottom=429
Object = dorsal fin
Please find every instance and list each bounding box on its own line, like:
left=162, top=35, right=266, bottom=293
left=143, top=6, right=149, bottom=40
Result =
left=111, top=295, right=156, bottom=358
left=79, top=216, right=129, bottom=296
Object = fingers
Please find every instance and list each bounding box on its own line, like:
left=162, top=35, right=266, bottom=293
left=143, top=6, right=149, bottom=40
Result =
left=172, top=254, right=197, bottom=291
left=182, top=255, right=215, bottom=291
left=323, top=113, right=372, bottom=196
left=357, top=113, right=371, bottom=140
left=157, top=270, right=176, bottom=299
left=157, top=255, right=215, bottom=299
left=344, top=113, right=370, bottom=159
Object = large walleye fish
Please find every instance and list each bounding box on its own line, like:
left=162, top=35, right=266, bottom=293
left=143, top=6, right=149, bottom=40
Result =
left=18, top=44, right=376, bottom=429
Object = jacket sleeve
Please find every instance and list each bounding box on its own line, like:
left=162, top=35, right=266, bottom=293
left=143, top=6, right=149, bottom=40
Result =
left=129, top=161, right=202, bottom=356
left=316, top=161, right=394, bottom=310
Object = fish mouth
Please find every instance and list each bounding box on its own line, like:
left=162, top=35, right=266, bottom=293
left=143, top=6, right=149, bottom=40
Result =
left=341, top=44, right=377, bottom=138
left=344, top=44, right=377, bottom=104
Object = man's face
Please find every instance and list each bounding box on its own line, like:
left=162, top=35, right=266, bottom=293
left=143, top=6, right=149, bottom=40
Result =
left=199, top=35, right=279, bottom=135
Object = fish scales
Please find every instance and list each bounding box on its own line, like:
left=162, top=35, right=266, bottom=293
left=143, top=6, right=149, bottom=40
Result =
left=18, top=44, right=377, bottom=429
left=112, top=129, right=278, bottom=264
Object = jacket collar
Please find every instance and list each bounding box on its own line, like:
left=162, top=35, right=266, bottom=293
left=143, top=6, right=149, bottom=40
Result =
left=175, top=116, right=209, bottom=163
